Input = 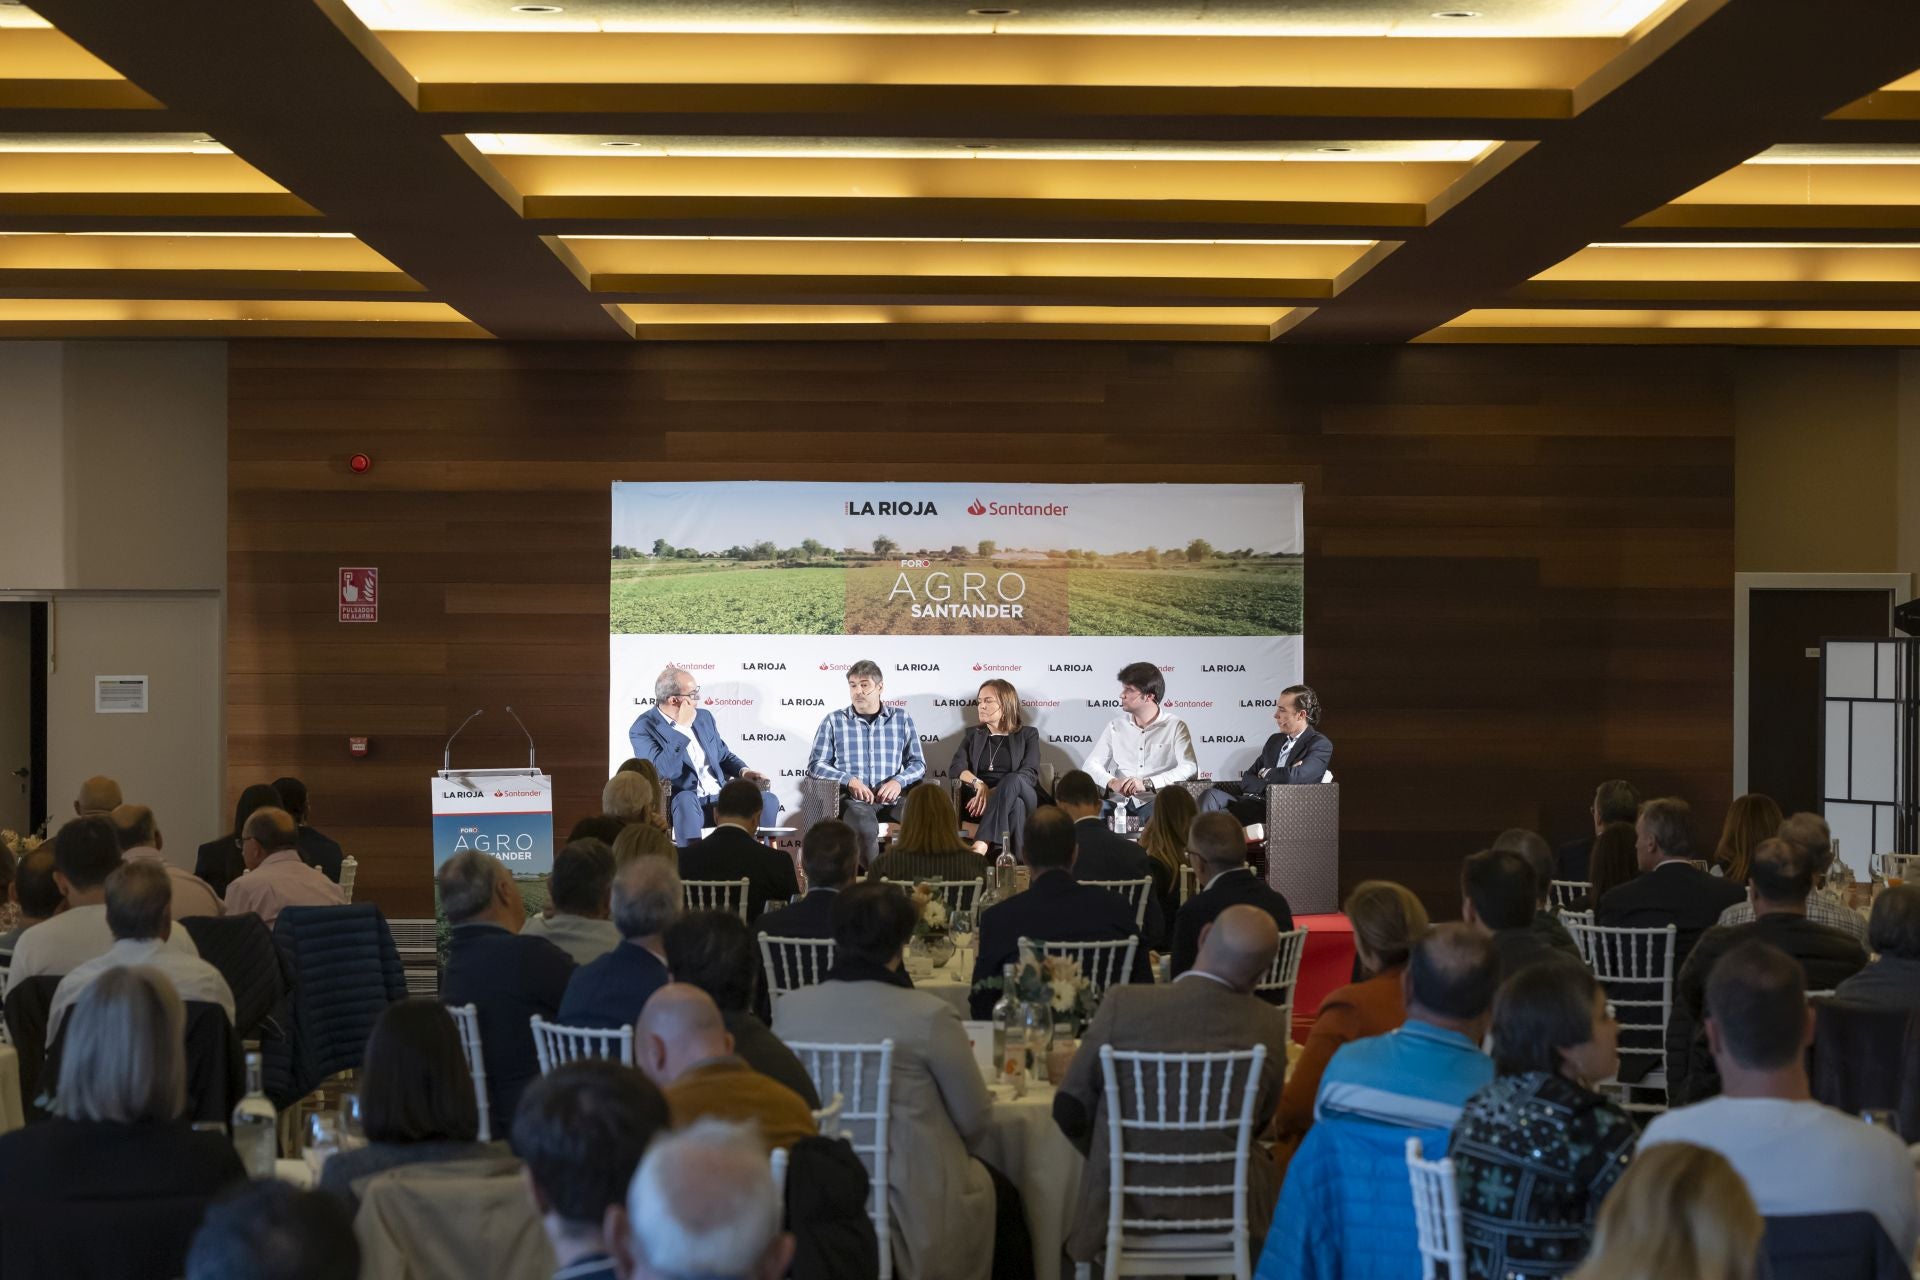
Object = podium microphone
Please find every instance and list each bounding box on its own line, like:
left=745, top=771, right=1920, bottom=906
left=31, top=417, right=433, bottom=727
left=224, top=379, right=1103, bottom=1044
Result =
left=505, top=705, right=537, bottom=770
left=443, top=708, right=483, bottom=772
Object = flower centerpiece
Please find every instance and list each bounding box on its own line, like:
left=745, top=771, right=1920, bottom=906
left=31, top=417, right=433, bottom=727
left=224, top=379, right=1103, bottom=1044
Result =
left=0, top=831, right=40, bottom=933
left=1009, top=941, right=1097, bottom=1036
left=909, top=884, right=956, bottom=968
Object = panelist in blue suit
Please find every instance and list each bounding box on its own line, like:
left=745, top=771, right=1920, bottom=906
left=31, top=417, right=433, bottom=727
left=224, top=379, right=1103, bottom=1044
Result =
left=628, top=665, right=781, bottom=845
left=1199, top=684, right=1333, bottom=825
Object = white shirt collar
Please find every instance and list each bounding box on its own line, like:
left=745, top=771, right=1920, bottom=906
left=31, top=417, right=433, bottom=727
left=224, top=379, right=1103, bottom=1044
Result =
left=1175, top=969, right=1237, bottom=991
left=1203, top=866, right=1252, bottom=892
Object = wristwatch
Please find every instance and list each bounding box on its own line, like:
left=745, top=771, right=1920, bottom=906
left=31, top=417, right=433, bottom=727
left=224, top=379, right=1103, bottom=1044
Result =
left=1143, top=779, right=1157, bottom=794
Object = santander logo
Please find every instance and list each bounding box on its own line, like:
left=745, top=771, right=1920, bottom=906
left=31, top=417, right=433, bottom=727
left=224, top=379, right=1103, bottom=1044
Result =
left=967, top=499, right=987, bottom=516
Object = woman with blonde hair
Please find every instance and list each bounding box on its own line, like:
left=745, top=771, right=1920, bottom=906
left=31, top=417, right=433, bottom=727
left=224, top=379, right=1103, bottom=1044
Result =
left=867, top=784, right=986, bottom=886
left=949, top=679, right=1043, bottom=856
left=1711, top=793, right=1783, bottom=886
left=1138, top=784, right=1199, bottom=931
left=618, top=757, right=675, bottom=833
left=613, top=819, right=678, bottom=869
left=0, top=967, right=244, bottom=1275
left=1569, top=1142, right=1761, bottom=1280
left=1272, top=881, right=1430, bottom=1173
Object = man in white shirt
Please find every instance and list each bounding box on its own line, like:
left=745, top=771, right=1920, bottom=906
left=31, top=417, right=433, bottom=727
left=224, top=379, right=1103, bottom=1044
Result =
left=1082, top=660, right=1197, bottom=825
left=225, top=807, right=349, bottom=925
left=48, top=859, right=233, bottom=1040
left=109, top=804, right=224, bottom=920
left=9, top=815, right=200, bottom=985
left=628, top=666, right=780, bottom=845
left=1642, top=938, right=1919, bottom=1258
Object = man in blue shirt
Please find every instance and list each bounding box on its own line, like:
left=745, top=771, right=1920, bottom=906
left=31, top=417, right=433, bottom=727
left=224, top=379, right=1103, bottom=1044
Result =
left=805, top=659, right=926, bottom=865
left=1256, top=923, right=1499, bottom=1280
left=558, top=856, right=679, bottom=1031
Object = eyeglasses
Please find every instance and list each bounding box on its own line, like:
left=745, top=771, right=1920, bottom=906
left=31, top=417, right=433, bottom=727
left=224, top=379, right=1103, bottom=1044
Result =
left=672, top=687, right=701, bottom=699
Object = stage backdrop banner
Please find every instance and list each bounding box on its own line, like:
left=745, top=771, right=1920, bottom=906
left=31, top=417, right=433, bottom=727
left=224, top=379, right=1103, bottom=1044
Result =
left=609, top=483, right=1303, bottom=817
left=431, top=770, right=555, bottom=877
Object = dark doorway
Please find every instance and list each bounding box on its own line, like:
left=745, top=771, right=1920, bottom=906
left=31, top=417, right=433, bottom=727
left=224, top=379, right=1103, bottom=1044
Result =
left=1749, top=588, right=1893, bottom=817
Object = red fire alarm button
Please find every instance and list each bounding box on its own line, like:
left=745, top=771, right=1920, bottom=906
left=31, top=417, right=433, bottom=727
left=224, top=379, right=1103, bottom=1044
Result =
left=349, top=737, right=369, bottom=757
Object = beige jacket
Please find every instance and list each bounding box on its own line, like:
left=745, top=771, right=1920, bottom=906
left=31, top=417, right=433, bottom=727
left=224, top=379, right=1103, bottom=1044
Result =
left=355, top=1156, right=555, bottom=1280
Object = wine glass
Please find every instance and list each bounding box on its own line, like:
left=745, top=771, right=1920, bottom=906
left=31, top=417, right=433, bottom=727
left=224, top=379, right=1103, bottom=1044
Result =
left=950, top=908, right=975, bottom=963
left=340, top=1093, right=365, bottom=1149
left=303, top=1111, right=342, bottom=1181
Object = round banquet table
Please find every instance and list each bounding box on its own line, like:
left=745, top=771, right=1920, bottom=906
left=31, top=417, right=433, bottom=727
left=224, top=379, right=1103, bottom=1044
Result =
left=977, top=1079, right=1082, bottom=1280
left=910, top=960, right=976, bottom=1021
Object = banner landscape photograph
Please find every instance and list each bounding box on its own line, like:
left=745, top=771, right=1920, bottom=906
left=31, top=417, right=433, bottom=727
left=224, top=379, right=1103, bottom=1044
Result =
left=608, top=482, right=1305, bottom=815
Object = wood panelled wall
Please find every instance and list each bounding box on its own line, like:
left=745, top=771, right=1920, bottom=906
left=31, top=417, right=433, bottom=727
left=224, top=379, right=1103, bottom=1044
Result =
left=228, top=341, right=1734, bottom=918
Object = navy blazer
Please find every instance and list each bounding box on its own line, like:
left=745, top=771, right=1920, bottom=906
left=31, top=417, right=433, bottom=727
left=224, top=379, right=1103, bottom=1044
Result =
left=627, top=705, right=751, bottom=799
left=1070, top=818, right=1168, bottom=953
left=1595, top=860, right=1746, bottom=974
left=440, top=924, right=575, bottom=1137
left=679, top=826, right=801, bottom=925
left=756, top=888, right=841, bottom=942
left=1238, top=728, right=1333, bottom=790
left=1170, top=867, right=1294, bottom=980
left=297, top=825, right=344, bottom=883
left=969, top=870, right=1150, bottom=1018
left=558, top=941, right=670, bottom=1032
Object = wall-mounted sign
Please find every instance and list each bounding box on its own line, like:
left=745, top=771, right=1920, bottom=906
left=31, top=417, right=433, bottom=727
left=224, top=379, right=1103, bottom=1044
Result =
left=340, top=567, right=378, bottom=623
left=95, top=675, right=149, bottom=714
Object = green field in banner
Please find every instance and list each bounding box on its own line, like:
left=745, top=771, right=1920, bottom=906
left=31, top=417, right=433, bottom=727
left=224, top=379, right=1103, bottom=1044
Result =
left=1068, top=561, right=1302, bottom=636
left=611, top=560, right=844, bottom=635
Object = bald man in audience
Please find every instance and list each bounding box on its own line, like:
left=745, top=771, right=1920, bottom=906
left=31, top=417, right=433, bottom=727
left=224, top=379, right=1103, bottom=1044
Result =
left=1055, top=904, right=1291, bottom=1269
left=224, top=807, right=347, bottom=925
left=48, top=859, right=233, bottom=1039
left=637, top=983, right=816, bottom=1153
left=110, top=804, right=223, bottom=921
left=74, top=775, right=122, bottom=819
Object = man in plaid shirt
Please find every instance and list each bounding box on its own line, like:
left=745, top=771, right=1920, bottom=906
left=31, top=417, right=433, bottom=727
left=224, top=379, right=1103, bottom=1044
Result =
left=806, top=659, right=926, bottom=864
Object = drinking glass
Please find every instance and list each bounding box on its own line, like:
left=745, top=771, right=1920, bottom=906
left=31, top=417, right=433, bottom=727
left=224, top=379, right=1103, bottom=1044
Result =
left=340, top=1093, right=365, bottom=1147
left=950, top=908, right=975, bottom=957
left=303, top=1111, right=342, bottom=1181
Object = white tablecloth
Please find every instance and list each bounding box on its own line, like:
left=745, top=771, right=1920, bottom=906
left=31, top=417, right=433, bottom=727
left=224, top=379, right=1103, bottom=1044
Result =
left=977, top=1081, right=1083, bottom=1280
left=912, top=964, right=976, bottom=1021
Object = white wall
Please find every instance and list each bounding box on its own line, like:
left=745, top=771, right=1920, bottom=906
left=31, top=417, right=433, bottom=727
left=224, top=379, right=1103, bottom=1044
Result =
left=0, top=340, right=228, bottom=844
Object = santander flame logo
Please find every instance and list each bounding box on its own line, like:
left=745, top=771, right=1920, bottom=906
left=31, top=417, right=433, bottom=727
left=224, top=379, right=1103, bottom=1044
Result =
left=966, top=499, right=987, bottom=516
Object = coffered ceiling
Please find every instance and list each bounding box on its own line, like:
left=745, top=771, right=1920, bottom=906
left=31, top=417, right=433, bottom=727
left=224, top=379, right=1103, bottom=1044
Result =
left=4, top=0, right=1920, bottom=341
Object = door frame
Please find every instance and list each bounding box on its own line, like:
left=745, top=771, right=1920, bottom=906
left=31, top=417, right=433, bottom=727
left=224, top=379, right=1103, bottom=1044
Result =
left=1734, top=572, right=1913, bottom=795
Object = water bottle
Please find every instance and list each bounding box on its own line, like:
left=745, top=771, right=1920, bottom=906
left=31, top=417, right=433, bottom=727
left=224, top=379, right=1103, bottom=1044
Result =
left=232, top=1051, right=277, bottom=1179
left=1110, top=803, right=1125, bottom=834
left=991, top=964, right=1019, bottom=1079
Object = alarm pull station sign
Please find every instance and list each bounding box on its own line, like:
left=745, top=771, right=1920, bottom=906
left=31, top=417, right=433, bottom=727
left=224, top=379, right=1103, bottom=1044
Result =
left=340, top=567, right=378, bottom=623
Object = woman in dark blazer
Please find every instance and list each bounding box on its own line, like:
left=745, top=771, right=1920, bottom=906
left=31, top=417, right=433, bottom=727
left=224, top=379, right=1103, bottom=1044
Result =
left=949, top=678, right=1043, bottom=857
left=195, top=782, right=282, bottom=898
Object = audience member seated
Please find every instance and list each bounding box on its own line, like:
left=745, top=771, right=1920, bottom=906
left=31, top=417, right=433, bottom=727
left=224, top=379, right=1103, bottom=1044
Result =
left=1056, top=768, right=1169, bottom=952
left=1708, top=792, right=1783, bottom=887
left=271, top=776, right=346, bottom=884
left=10, top=815, right=200, bottom=984
left=194, top=783, right=281, bottom=898
left=665, top=909, right=820, bottom=1107
left=559, top=856, right=679, bottom=1030
left=1833, top=883, right=1920, bottom=1009
left=0, top=846, right=63, bottom=954
left=187, top=1177, right=361, bottom=1280
left=1257, top=924, right=1498, bottom=1280
left=1594, top=796, right=1743, bottom=974
left=969, top=806, right=1150, bottom=1018
left=775, top=883, right=1028, bottom=1280
left=614, top=1119, right=795, bottom=1280
left=49, top=859, right=233, bottom=1040
left=1273, top=880, right=1430, bottom=1172
left=1171, top=810, right=1294, bottom=980
left=1449, top=961, right=1637, bottom=1280
left=438, top=850, right=576, bottom=1138
left=680, top=779, right=800, bottom=924
left=223, top=807, right=348, bottom=925
left=756, top=819, right=858, bottom=941
left=570, top=812, right=629, bottom=847
left=1667, top=837, right=1867, bottom=1105
left=1564, top=1143, right=1760, bottom=1280
left=516, top=1059, right=671, bottom=1280
left=1492, top=827, right=1580, bottom=954
left=319, top=999, right=500, bottom=1212
left=1556, top=779, right=1639, bottom=885
left=604, top=770, right=661, bottom=831
left=638, top=983, right=817, bottom=1151
left=1715, top=812, right=1868, bottom=946
left=1056, top=904, right=1289, bottom=1268
left=612, top=820, right=677, bottom=869
left=110, top=804, right=223, bottom=920
left=866, top=783, right=988, bottom=887
left=1644, top=939, right=1919, bottom=1259
left=617, top=757, right=676, bottom=834
left=523, top=839, right=620, bottom=964
left=72, top=773, right=123, bottom=819
left=0, top=967, right=244, bottom=1278
left=1463, top=847, right=1582, bottom=983
left=1565, top=821, right=1637, bottom=914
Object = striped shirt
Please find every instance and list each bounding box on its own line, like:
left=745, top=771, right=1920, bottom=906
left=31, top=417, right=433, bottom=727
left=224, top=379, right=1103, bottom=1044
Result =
left=806, top=705, right=927, bottom=789
left=1717, top=891, right=1868, bottom=946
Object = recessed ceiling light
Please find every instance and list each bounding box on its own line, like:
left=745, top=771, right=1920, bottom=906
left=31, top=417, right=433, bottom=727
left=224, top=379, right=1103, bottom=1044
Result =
left=967, top=7, right=1018, bottom=15
left=600, top=140, right=644, bottom=148
left=958, top=143, right=996, bottom=150
left=1431, top=9, right=1481, bottom=15
left=1317, top=146, right=1354, bottom=153
left=509, top=4, right=563, bottom=11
